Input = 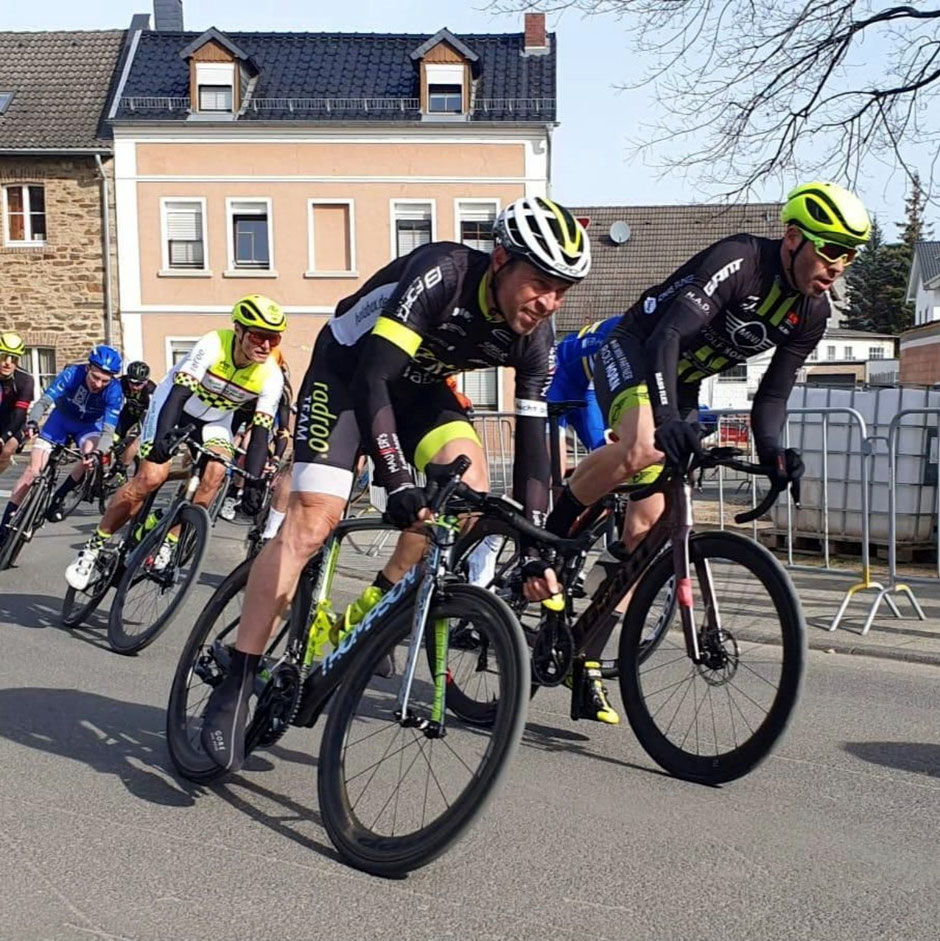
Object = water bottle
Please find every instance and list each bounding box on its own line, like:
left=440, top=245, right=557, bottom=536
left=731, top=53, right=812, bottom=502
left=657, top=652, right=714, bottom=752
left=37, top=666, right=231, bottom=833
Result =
left=133, top=507, right=163, bottom=543
left=581, top=541, right=630, bottom=597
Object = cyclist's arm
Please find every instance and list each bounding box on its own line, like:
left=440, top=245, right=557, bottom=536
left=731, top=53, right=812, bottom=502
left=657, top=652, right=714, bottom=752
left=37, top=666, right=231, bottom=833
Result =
left=272, top=394, right=291, bottom=459
left=512, top=330, right=555, bottom=523
left=351, top=252, right=459, bottom=493
left=95, top=381, right=125, bottom=454
left=751, top=320, right=825, bottom=462
left=27, top=365, right=77, bottom=423
left=3, top=373, right=34, bottom=440
left=244, top=368, right=284, bottom=477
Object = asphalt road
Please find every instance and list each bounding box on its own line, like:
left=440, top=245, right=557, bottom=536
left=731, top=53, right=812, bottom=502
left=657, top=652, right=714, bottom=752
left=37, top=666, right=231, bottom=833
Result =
left=1, top=503, right=939, bottom=941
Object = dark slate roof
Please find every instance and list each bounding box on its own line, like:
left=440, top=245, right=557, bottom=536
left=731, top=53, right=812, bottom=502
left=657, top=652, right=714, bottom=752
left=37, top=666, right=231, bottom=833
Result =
left=558, top=203, right=785, bottom=333
left=0, top=30, right=127, bottom=149
left=114, top=28, right=555, bottom=122
left=914, top=241, right=940, bottom=287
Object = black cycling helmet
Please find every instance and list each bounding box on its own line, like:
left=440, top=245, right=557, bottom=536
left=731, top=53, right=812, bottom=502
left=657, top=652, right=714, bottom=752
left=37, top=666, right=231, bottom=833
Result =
left=126, top=361, right=150, bottom=382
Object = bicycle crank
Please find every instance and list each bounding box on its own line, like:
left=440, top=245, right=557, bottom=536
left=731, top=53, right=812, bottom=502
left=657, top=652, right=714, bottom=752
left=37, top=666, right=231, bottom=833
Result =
left=530, top=616, right=574, bottom=686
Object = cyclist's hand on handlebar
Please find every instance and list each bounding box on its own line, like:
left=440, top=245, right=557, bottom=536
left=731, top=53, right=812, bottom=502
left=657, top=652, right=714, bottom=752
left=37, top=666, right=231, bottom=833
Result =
left=654, top=419, right=703, bottom=468
left=520, top=558, right=561, bottom=603
left=385, top=484, right=432, bottom=530
left=24, top=420, right=39, bottom=439
left=762, top=447, right=804, bottom=490
left=82, top=449, right=102, bottom=469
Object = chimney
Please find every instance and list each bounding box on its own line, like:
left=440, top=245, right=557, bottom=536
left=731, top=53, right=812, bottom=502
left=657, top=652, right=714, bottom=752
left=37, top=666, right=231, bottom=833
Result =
left=524, top=13, right=548, bottom=53
left=153, top=0, right=184, bottom=31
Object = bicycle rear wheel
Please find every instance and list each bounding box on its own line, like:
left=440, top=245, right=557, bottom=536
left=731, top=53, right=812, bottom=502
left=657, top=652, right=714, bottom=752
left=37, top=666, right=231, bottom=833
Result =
left=62, top=548, right=120, bottom=627
left=318, top=583, right=528, bottom=877
left=108, top=504, right=210, bottom=654
left=619, top=531, right=805, bottom=785
left=56, top=472, right=90, bottom=521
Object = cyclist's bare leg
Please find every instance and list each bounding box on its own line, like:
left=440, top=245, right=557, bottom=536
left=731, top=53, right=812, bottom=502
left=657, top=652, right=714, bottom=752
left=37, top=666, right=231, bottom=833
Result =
left=566, top=401, right=662, bottom=508
left=378, top=435, right=489, bottom=584
left=96, top=458, right=171, bottom=534
left=0, top=435, right=20, bottom=475
left=234, top=491, right=346, bottom=654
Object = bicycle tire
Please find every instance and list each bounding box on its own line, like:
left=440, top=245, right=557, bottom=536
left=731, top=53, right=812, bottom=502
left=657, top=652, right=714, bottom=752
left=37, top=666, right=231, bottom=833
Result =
left=318, top=583, right=529, bottom=877
left=166, top=557, right=253, bottom=783
left=61, top=550, right=119, bottom=628
left=0, top=477, right=48, bottom=571
left=107, top=503, right=211, bottom=655
left=619, top=531, right=805, bottom=785
left=56, top=471, right=90, bottom=521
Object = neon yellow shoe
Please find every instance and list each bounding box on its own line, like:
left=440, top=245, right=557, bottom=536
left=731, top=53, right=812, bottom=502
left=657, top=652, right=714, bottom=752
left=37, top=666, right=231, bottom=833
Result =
left=332, top=584, right=385, bottom=646
left=573, top=660, right=620, bottom=725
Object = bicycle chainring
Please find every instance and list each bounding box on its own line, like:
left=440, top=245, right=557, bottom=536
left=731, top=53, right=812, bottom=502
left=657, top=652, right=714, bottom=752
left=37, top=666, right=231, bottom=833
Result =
left=530, top=617, right=574, bottom=686
left=251, top=661, right=304, bottom=748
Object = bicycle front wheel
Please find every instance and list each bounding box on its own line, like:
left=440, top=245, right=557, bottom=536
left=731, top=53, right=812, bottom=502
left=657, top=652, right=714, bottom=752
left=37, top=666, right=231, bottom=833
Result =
left=619, top=531, right=805, bottom=785
left=108, top=504, right=211, bottom=654
left=56, top=472, right=90, bottom=521
left=62, top=549, right=119, bottom=628
left=318, top=583, right=529, bottom=877
left=0, top=478, right=48, bottom=571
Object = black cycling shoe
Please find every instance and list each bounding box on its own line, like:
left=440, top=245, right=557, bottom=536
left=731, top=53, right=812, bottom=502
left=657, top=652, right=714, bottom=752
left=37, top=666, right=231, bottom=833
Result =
left=200, top=650, right=259, bottom=772
left=45, top=500, right=65, bottom=523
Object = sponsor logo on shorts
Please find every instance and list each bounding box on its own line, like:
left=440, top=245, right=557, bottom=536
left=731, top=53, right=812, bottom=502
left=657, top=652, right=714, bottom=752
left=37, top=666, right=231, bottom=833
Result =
left=295, top=380, right=337, bottom=455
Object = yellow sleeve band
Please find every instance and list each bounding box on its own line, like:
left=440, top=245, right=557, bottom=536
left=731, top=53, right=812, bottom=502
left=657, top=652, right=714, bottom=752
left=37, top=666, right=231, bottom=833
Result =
left=373, top=316, right=422, bottom=357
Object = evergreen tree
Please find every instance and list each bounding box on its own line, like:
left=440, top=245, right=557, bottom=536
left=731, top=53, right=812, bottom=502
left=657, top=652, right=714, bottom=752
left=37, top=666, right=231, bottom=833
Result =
left=843, top=217, right=914, bottom=334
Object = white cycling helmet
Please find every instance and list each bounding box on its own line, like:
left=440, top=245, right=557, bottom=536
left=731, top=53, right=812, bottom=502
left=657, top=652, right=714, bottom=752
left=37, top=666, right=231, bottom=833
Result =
left=493, top=196, right=591, bottom=282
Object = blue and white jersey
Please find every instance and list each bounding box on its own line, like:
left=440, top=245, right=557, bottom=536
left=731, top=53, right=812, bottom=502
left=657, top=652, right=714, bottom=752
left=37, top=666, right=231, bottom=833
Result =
left=44, top=364, right=123, bottom=428
left=549, top=316, right=620, bottom=401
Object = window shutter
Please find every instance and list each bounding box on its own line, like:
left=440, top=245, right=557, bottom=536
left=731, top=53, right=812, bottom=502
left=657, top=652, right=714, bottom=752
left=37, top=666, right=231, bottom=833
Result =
left=462, top=368, right=498, bottom=410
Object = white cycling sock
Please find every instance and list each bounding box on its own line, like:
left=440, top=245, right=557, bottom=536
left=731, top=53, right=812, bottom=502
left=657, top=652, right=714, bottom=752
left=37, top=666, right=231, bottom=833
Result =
left=261, top=508, right=286, bottom=540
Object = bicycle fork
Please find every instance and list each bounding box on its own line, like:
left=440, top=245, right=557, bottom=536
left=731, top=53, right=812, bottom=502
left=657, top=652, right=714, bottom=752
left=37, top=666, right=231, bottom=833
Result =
left=673, top=474, right=721, bottom=664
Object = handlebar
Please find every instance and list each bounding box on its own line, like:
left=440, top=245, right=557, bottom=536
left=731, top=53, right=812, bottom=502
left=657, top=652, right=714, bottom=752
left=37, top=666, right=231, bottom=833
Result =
left=169, top=427, right=264, bottom=482
left=626, top=446, right=800, bottom=523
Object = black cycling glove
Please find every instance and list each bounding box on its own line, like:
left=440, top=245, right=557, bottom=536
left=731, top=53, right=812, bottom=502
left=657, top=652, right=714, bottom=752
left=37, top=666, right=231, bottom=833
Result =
left=654, top=419, right=702, bottom=468
left=761, top=447, right=805, bottom=492
left=385, top=485, right=428, bottom=530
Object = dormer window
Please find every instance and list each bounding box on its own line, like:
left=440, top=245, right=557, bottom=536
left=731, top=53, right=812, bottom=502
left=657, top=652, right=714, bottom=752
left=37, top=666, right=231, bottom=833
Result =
left=196, top=62, right=235, bottom=112
left=0, top=92, right=13, bottom=115
left=428, top=84, right=463, bottom=114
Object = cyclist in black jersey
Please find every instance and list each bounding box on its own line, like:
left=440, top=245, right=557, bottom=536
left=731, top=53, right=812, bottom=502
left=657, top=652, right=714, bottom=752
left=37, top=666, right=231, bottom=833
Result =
left=549, top=182, right=871, bottom=600
left=113, top=361, right=155, bottom=475
left=200, top=196, right=592, bottom=772
left=0, top=333, right=35, bottom=475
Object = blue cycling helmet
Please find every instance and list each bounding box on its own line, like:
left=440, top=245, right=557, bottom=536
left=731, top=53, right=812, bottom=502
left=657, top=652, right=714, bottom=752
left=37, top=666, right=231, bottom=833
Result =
left=88, top=344, right=122, bottom=375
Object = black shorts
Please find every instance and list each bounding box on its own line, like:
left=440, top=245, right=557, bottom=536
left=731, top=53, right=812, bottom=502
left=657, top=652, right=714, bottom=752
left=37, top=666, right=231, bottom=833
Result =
left=594, top=328, right=699, bottom=429
left=115, top=410, right=144, bottom=442
left=291, top=328, right=479, bottom=498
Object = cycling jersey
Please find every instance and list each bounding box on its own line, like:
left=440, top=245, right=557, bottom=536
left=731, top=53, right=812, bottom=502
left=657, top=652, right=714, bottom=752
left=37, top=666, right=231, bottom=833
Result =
left=294, top=241, right=554, bottom=516
left=548, top=317, right=620, bottom=450
left=118, top=375, right=156, bottom=420
left=171, top=329, right=283, bottom=424
left=39, top=364, right=123, bottom=429
left=0, top=367, right=35, bottom=443
left=601, top=234, right=828, bottom=460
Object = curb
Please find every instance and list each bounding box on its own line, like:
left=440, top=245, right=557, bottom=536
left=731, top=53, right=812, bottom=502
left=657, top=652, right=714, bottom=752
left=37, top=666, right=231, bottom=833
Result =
left=807, top=636, right=940, bottom=668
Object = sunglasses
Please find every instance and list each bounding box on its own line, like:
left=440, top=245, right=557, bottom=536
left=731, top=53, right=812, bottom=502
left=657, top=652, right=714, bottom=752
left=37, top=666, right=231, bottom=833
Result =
left=126, top=379, right=147, bottom=388
left=244, top=329, right=282, bottom=347
left=798, top=228, right=859, bottom=266
left=0, top=354, right=19, bottom=364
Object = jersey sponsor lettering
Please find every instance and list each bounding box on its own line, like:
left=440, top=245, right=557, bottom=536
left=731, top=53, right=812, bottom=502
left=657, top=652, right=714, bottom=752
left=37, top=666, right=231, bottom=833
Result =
left=684, top=290, right=711, bottom=315
left=392, top=266, right=443, bottom=323
left=703, top=257, right=744, bottom=297
left=376, top=431, right=407, bottom=478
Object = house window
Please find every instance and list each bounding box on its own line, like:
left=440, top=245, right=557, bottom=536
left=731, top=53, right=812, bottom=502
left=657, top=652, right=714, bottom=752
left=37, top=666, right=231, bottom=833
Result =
left=808, top=347, right=818, bottom=361
left=428, top=85, right=463, bottom=113
left=228, top=199, right=272, bottom=270
left=827, top=345, right=836, bottom=360
left=0, top=92, right=13, bottom=114
left=424, top=63, right=465, bottom=114
left=456, top=200, right=499, bottom=252
left=3, top=184, right=46, bottom=244
left=167, top=337, right=198, bottom=369
left=718, top=363, right=747, bottom=382
left=844, top=346, right=853, bottom=360
left=162, top=198, right=207, bottom=270
left=307, top=200, right=356, bottom=276
left=392, top=201, right=434, bottom=257
left=26, top=346, right=56, bottom=393
left=870, top=347, right=885, bottom=360
left=195, top=62, right=235, bottom=112
left=460, top=368, right=499, bottom=411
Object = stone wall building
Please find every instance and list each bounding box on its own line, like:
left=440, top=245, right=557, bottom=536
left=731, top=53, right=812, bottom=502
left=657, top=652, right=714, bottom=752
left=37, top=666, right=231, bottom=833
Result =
left=0, top=28, right=131, bottom=388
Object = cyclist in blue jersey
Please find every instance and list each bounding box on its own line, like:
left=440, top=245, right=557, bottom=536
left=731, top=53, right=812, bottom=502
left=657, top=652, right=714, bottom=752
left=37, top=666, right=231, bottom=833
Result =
left=548, top=316, right=620, bottom=461
left=0, top=345, right=123, bottom=539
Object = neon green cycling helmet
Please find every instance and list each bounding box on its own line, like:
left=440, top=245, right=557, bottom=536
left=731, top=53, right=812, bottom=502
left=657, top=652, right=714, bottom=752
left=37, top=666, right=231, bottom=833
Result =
left=0, top=332, right=26, bottom=357
left=232, top=294, right=287, bottom=333
left=780, top=181, right=871, bottom=247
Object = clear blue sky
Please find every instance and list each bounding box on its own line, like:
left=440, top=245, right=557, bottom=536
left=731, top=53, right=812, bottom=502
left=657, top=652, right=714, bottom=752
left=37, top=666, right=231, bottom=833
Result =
left=3, top=0, right=934, bottom=238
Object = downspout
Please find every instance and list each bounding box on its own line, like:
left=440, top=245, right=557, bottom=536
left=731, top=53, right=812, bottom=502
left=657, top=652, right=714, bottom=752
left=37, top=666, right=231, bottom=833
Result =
left=94, top=154, right=114, bottom=346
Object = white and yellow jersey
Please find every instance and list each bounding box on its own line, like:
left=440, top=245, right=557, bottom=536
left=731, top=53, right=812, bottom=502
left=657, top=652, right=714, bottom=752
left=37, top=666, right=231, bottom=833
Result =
left=170, top=328, right=283, bottom=425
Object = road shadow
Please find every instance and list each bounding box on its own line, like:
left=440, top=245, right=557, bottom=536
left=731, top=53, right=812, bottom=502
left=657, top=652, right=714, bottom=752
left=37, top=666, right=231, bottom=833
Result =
left=0, top=687, right=200, bottom=806
left=843, top=741, right=940, bottom=779
left=0, top=592, right=66, bottom=630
